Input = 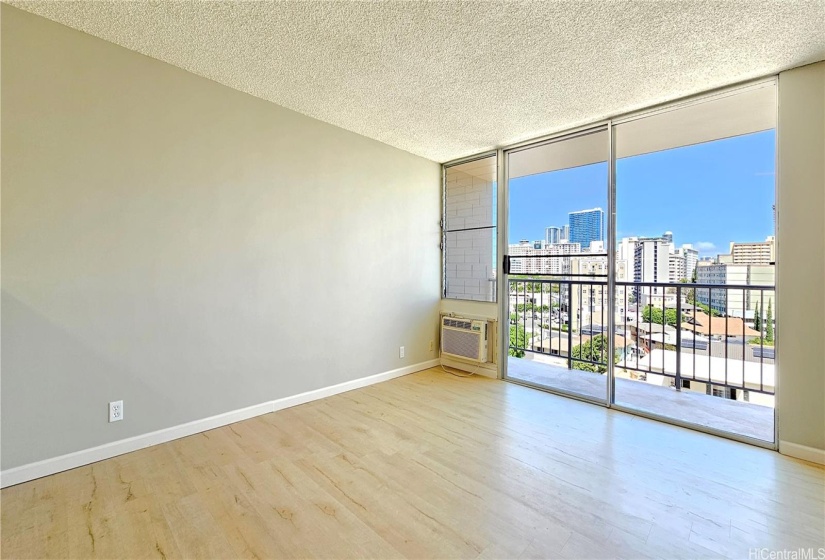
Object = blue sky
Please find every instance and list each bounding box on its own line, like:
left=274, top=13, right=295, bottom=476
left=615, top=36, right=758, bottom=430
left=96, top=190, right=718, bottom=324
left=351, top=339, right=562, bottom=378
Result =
left=507, top=130, right=776, bottom=256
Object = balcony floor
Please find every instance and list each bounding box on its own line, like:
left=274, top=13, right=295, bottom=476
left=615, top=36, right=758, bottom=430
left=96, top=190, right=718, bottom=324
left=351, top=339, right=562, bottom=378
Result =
left=507, top=354, right=774, bottom=442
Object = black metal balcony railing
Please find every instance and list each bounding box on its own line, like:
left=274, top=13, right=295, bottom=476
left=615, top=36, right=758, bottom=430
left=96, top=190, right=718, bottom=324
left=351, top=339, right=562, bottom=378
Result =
left=508, top=278, right=776, bottom=397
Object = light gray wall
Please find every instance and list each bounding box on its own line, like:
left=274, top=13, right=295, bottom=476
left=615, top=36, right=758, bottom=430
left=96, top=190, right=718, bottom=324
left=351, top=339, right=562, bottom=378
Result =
left=1, top=5, right=441, bottom=470
left=777, top=61, right=825, bottom=453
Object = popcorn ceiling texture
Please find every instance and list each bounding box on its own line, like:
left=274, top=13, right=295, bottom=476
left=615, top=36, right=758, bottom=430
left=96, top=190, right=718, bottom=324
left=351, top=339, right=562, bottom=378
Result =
left=8, top=0, right=825, bottom=162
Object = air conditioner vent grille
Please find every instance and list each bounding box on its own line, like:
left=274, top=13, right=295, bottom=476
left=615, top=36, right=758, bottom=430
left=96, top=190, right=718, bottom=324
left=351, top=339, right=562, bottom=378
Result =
left=443, top=318, right=472, bottom=330
left=443, top=329, right=482, bottom=361
left=440, top=316, right=488, bottom=363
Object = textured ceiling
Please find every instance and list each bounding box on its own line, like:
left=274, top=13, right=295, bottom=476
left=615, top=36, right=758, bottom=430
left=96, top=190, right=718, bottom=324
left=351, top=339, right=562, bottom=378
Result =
left=7, top=1, right=825, bottom=162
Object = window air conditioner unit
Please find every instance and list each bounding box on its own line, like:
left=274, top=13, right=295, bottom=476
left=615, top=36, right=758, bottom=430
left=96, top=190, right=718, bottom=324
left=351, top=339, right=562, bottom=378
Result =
left=441, top=317, right=488, bottom=363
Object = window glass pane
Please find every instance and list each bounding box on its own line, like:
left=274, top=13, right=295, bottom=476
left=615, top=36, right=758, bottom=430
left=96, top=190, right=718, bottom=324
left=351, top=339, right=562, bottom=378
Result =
left=613, top=83, right=777, bottom=442
left=444, top=229, right=497, bottom=301
left=443, top=155, right=497, bottom=301
left=504, top=128, right=609, bottom=403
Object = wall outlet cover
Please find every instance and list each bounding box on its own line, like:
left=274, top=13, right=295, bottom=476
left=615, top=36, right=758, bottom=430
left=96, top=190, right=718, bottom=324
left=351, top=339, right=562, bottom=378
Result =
left=109, top=400, right=123, bottom=422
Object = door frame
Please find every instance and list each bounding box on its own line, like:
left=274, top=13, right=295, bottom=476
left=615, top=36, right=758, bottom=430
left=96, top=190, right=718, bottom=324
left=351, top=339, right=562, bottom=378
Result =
left=491, top=78, right=779, bottom=449
left=498, top=124, right=613, bottom=407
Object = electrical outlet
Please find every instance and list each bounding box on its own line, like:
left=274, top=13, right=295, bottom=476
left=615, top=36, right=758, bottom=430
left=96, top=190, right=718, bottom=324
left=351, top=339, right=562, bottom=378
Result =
left=429, top=340, right=434, bottom=351
left=399, top=346, right=405, bottom=359
left=109, top=400, right=123, bottom=423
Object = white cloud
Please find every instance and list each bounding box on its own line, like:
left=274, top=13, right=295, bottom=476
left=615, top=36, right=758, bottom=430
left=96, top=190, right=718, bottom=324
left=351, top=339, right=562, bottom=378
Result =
left=694, top=241, right=717, bottom=253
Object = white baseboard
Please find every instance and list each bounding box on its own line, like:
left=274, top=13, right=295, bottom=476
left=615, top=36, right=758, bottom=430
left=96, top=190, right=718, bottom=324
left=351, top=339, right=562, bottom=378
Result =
left=0, top=359, right=439, bottom=488
left=440, top=356, right=498, bottom=379
left=779, top=441, right=825, bottom=465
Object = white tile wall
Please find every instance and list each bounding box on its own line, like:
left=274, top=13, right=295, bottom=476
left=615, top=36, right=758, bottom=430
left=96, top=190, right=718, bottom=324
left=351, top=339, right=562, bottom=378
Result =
left=444, top=168, right=495, bottom=301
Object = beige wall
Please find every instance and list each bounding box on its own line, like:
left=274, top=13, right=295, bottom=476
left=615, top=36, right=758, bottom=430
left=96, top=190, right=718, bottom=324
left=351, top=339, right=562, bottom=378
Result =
left=777, top=61, right=825, bottom=455
left=1, top=6, right=441, bottom=470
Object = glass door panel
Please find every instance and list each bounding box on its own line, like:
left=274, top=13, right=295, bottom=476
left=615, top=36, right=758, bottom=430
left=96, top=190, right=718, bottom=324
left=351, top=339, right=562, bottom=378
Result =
left=612, top=84, right=777, bottom=442
left=504, top=128, right=610, bottom=403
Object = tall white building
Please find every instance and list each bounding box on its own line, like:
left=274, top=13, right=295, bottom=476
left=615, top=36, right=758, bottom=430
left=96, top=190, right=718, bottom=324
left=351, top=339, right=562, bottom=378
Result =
left=667, top=245, right=699, bottom=282
left=633, top=237, right=670, bottom=294
left=669, top=252, right=687, bottom=282
left=682, top=244, right=699, bottom=280
left=616, top=237, right=638, bottom=282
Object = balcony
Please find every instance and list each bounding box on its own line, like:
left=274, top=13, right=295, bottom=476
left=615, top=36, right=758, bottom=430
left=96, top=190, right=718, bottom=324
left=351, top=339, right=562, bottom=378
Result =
left=507, top=278, right=776, bottom=442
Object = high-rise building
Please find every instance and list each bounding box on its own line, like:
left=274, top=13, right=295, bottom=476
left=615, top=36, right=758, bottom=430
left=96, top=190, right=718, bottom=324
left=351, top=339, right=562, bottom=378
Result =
left=662, top=231, right=673, bottom=245
left=633, top=237, right=670, bottom=295
left=560, top=225, right=570, bottom=242
left=568, top=208, right=604, bottom=250
left=681, top=244, right=699, bottom=280
left=669, top=252, right=686, bottom=283
left=548, top=243, right=582, bottom=275
left=616, top=237, right=639, bottom=282
left=667, top=245, right=699, bottom=282
left=508, top=240, right=581, bottom=275
left=545, top=226, right=561, bottom=245
left=730, top=236, right=775, bottom=265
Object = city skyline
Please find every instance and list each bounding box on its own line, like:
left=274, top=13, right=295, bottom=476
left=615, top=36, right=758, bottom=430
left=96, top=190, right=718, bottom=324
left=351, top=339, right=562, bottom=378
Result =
left=508, top=130, right=776, bottom=256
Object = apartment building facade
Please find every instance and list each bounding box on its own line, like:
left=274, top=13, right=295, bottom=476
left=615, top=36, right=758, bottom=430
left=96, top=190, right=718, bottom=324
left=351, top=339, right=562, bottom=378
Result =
left=696, top=263, right=776, bottom=317
left=730, top=236, right=775, bottom=265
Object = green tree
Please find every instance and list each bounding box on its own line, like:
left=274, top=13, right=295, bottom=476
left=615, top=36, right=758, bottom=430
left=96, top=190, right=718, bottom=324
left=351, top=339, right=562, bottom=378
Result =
left=642, top=305, right=663, bottom=325
left=692, top=301, right=721, bottom=317
left=765, top=299, right=774, bottom=343
left=509, top=325, right=527, bottom=358
left=753, top=302, right=761, bottom=332
left=515, top=303, right=534, bottom=313
left=642, top=305, right=678, bottom=327
left=747, top=337, right=774, bottom=347
left=570, top=335, right=620, bottom=374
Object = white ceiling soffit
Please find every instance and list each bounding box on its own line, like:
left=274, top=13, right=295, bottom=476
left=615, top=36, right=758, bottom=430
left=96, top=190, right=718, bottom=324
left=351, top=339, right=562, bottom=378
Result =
left=7, top=1, right=824, bottom=163
left=509, top=83, right=776, bottom=179
left=447, top=155, right=497, bottom=184
left=614, top=82, right=777, bottom=160
left=509, top=129, right=608, bottom=181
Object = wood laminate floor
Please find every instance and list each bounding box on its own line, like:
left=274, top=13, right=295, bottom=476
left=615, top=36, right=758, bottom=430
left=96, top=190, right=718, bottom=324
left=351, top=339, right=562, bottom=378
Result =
left=2, top=368, right=823, bottom=559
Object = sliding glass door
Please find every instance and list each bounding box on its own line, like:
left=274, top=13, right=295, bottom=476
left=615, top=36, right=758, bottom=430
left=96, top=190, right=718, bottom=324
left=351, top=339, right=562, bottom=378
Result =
left=503, top=127, right=610, bottom=403
left=500, top=81, right=777, bottom=445
left=611, top=84, right=777, bottom=443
